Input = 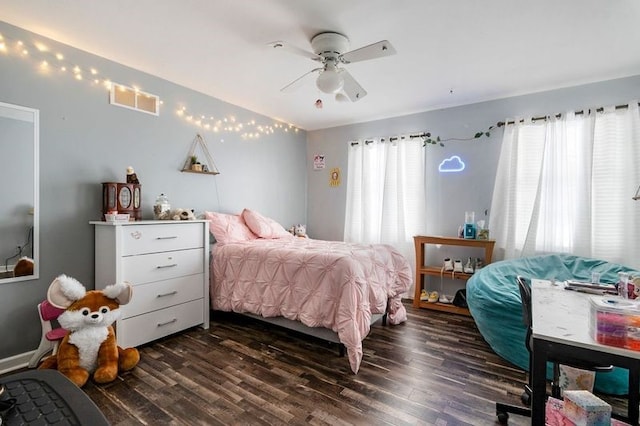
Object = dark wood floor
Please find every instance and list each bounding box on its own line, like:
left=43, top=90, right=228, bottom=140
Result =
left=74, top=302, right=538, bottom=425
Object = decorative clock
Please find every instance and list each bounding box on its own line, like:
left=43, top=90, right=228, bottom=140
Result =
left=102, top=182, right=142, bottom=220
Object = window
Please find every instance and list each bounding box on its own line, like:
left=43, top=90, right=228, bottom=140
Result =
left=344, top=137, right=426, bottom=261
left=489, top=103, right=640, bottom=268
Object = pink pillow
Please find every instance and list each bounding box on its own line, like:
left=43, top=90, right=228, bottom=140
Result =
left=203, top=211, right=256, bottom=244
left=241, top=209, right=293, bottom=239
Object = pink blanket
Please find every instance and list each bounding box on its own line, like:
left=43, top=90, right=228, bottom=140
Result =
left=210, top=238, right=412, bottom=373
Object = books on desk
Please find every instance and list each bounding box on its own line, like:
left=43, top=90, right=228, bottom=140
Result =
left=564, top=280, right=618, bottom=295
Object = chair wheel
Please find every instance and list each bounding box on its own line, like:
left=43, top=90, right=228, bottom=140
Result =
left=497, top=411, right=509, bottom=424
left=520, top=391, right=530, bottom=406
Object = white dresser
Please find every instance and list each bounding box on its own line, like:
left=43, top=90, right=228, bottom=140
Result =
left=91, top=220, right=210, bottom=348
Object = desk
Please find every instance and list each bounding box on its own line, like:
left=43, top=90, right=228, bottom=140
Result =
left=531, top=279, right=640, bottom=425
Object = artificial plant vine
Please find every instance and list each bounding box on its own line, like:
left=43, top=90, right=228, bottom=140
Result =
left=421, top=121, right=504, bottom=147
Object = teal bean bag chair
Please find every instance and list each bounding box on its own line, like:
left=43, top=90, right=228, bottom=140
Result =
left=466, top=253, right=639, bottom=395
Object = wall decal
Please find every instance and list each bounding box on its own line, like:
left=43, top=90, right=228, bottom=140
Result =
left=439, top=155, right=466, bottom=173
left=313, top=154, right=326, bottom=170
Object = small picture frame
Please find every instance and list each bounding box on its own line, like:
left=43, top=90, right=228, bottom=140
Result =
left=329, top=168, right=341, bottom=187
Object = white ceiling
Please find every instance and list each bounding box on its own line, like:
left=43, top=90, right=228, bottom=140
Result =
left=2, top=0, right=640, bottom=131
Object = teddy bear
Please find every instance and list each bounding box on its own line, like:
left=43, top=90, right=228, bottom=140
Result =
left=157, top=208, right=196, bottom=221
left=293, top=224, right=308, bottom=238
left=126, top=166, right=140, bottom=184
left=38, top=274, right=140, bottom=387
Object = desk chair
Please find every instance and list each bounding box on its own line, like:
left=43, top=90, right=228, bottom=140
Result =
left=495, top=276, right=613, bottom=424
left=0, top=370, right=109, bottom=425
left=27, top=300, right=67, bottom=368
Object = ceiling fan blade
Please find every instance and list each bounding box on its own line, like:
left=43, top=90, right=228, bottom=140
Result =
left=339, top=40, right=396, bottom=64
left=280, top=67, right=322, bottom=93
left=267, top=41, right=322, bottom=61
left=339, top=69, right=367, bottom=102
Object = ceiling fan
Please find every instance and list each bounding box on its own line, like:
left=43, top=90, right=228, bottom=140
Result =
left=268, top=32, right=396, bottom=102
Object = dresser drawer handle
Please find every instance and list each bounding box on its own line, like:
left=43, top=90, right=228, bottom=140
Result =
left=157, top=291, right=178, bottom=298
left=156, top=236, right=178, bottom=240
left=156, top=263, right=178, bottom=269
left=157, top=318, right=177, bottom=327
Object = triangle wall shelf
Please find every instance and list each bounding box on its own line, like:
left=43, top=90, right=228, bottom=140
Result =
left=181, top=134, right=220, bottom=175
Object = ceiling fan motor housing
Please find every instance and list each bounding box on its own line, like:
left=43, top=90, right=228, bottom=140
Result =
left=311, top=32, right=350, bottom=60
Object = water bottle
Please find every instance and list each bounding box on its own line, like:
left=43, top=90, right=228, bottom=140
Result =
left=464, top=211, right=476, bottom=239
left=618, top=272, right=630, bottom=299
left=153, top=193, right=171, bottom=219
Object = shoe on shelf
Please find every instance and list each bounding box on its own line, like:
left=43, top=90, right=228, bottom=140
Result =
left=453, top=259, right=463, bottom=273
left=474, top=258, right=484, bottom=271
left=420, top=289, right=429, bottom=301
left=443, top=258, right=453, bottom=272
left=464, top=257, right=474, bottom=274
left=439, top=294, right=453, bottom=304
left=428, top=291, right=439, bottom=303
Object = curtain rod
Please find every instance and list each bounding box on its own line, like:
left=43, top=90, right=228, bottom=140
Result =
left=501, top=102, right=637, bottom=126
left=350, top=102, right=637, bottom=145
left=350, top=135, right=410, bottom=146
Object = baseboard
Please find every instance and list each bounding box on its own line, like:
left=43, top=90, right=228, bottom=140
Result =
left=0, top=351, right=34, bottom=375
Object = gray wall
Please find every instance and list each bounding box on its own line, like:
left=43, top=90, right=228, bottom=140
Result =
left=0, top=21, right=307, bottom=360
left=307, top=75, right=640, bottom=295
left=308, top=75, right=640, bottom=241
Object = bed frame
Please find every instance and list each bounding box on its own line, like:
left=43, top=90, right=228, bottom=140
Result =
left=238, top=311, right=387, bottom=357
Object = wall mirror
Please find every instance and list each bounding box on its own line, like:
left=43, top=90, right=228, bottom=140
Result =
left=0, top=101, right=39, bottom=284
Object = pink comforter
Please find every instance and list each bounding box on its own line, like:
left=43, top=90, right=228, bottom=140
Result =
left=210, top=238, right=412, bottom=373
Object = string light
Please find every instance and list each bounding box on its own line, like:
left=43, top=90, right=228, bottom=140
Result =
left=0, top=30, right=300, bottom=139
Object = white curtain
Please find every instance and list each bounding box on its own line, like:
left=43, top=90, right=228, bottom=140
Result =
left=344, top=137, right=427, bottom=262
left=490, top=101, right=640, bottom=268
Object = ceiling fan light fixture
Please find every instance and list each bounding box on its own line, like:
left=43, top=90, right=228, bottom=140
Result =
left=316, top=68, right=344, bottom=94
left=335, top=92, right=349, bottom=102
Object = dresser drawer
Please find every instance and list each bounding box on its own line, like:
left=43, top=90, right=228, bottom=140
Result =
left=117, top=299, right=204, bottom=348
left=122, top=274, right=204, bottom=319
left=122, top=248, right=204, bottom=285
left=121, top=223, right=203, bottom=256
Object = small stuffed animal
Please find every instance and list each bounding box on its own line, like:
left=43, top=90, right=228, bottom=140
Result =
left=13, top=256, right=34, bottom=277
left=126, top=166, right=140, bottom=184
left=157, top=208, right=196, bottom=221
left=38, top=275, right=140, bottom=387
left=293, top=224, right=308, bottom=238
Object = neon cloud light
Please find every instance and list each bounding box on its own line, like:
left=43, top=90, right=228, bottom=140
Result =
left=439, top=155, right=466, bottom=173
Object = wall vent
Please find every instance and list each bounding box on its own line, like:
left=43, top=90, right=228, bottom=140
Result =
left=109, top=83, right=159, bottom=116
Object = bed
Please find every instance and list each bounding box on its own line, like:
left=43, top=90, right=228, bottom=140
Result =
left=206, top=209, right=413, bottom=374
left=466, top=254, right=639, bottom=395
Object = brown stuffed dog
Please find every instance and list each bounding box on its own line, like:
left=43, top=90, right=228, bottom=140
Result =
left=13, top=256, right=34, bottom=277
left=38, top=274, right=140, bottom=387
